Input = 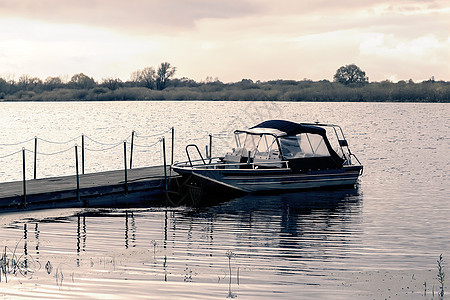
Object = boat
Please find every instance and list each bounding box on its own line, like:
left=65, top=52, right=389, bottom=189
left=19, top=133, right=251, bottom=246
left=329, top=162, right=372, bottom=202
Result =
left=169, top=120, right=363, bottom=205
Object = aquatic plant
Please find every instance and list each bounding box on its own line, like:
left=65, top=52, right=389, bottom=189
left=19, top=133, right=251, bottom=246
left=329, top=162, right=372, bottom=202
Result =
left=0, top=242, right=40, bottom=283
left=151, top=240, right=157, bottom=259
left=55, top=264, right=64, bottom=288
left=437, top=254, right=445, bottom=297
left=226, top=250, right=237, bottom=298
left=0, top=246, right=8, bottom=282
left=184, top=266, right=193, bottom=282
left=226, top=250, right=236, bottom=277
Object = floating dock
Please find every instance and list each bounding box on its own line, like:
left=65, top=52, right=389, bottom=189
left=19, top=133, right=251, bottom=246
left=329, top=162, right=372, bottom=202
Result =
left=0, top=166, right=177, bottom=212
left=0, top=127, right=223, bottom=211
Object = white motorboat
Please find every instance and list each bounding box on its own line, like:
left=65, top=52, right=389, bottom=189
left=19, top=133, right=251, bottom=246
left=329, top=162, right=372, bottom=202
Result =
left=170, top=120, right=363, bottom=205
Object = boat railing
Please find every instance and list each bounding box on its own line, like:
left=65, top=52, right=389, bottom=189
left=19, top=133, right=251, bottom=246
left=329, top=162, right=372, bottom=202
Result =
left=174, top=157, right=289, bottom=170
left=349, top=153, right=363, bottom=174
left=185, top=144, right=206, bottom=167
left=308, top=123, right=362, bottom=169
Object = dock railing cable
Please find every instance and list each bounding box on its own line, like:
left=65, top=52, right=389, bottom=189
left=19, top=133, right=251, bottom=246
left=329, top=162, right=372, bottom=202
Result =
left=134, top=127, right=172, bottom=139
left=37, top=135, right=81, bottom=145
left=0, top=149, right=23, bottom=160
left=84, top=140, right=123, bottom=152
left=25, top=145, right=75, bottom=156
left=84, top=134, right=132, bottom=146
left=0, top=137, right=35, bottom=147
left=0, top=128, right=174, bottom=183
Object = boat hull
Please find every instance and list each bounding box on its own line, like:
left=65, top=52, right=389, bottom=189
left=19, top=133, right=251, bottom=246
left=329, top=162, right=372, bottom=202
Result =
left=172, top=165, right=362, bottom=193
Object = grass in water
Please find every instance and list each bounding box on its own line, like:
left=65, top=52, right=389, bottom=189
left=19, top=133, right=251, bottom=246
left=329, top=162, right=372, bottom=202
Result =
left=0, top=241, right=40, bottom=283
left=226, top=250, right=237, bottom=298
left=437, top=254, right=445, bottom=297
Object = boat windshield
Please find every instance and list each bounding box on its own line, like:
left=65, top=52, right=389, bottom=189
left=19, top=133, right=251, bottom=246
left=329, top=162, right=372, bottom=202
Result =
left=241, top=134, right=278, bottom=156
left=256, top=134, right=278, bottom=154
left=228, top=133, right=279, bottom=158
left=279, top=133, right=330, bottom=158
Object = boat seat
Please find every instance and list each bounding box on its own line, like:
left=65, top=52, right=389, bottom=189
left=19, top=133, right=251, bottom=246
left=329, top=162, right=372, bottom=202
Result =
left=224, top=147, right=247, bottom=163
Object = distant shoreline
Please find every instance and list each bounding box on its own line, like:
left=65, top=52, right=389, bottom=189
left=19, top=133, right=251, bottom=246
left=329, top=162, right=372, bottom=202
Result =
left=1, top=98, right=449, bottom=103
left=1, top=80, right=449, bottom=103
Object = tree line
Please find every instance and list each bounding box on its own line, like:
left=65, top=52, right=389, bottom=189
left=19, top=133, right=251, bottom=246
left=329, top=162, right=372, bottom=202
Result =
left=0, top=63, right=448, bottom=102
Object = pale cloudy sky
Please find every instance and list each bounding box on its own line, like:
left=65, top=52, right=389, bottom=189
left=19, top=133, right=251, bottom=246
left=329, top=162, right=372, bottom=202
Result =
left=0, top=0, right=449, bottom=83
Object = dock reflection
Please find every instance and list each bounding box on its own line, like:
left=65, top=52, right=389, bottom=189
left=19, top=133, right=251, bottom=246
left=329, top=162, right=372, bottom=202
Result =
left=76, top=215, right=86, bottom=266
left=20, top=187, right=362, bottom=259
left=16, top=186, right=362, bottom=297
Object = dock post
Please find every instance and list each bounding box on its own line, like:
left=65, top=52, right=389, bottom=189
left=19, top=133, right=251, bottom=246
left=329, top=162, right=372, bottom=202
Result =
left=209, top=134, right=212, bottom=158
left=75, top=145, right=81, bottom=204
left=124, top=141, right=128, bottom=194
left=130, top=130, right=135, bottom=169
left=22, top=148, right=27, bottom=208
left=171, top=127, right=174, bottom=166
left=34, top=137, right=37, bottom=180
left=81, top=134, right=85, bottom=175
left=162, top=137, right=168, bottom=206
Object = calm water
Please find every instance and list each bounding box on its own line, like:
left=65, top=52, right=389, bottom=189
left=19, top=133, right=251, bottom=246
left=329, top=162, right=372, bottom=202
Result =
left=0, top=101, right=448, bottom=299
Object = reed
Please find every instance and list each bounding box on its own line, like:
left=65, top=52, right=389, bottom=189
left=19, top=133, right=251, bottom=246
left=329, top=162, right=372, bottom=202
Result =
left=184, top=266, right=193, bottom=282
left=151, top=240, right=157, bottom=259
left=226, top=250, right=237, bottom=298
left=0, top=242, right=40, bottom=283
left=55, top=264, right=64, bottom=288
left=226, top=250, right=235, bottom=277
left=437, top=254, right=445, bottom=297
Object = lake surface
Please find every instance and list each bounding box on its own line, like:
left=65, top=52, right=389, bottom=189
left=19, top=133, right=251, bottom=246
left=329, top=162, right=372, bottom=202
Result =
left=0, top=101, right=448, bottom=299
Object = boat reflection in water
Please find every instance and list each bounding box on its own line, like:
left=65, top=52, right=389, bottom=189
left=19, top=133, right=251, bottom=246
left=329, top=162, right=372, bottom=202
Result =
left=7, top=186, right=362, bottom=298
left=185, top=186, right=362, bottom=248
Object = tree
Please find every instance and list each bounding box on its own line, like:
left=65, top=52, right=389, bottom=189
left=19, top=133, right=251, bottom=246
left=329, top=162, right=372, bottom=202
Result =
left=101, top=77, right=123, bottom=91
left=140, top=67, right=156, bottom=89
left=130, top=67, right=156, bottom=89
left=333, top=64, right=368, bottom=85
left=0, top=77, right=7, bottom=94
left=17, top=74, right=42, bottom=91
left=69, top=73, right=96, bottom=89
left=130, top=70, right=141, bottom=86
left=156, top=62, right=176, bottom=90
left=17, top=74, right=32, bottom=90
left=44, top=76, right=64, bottom=90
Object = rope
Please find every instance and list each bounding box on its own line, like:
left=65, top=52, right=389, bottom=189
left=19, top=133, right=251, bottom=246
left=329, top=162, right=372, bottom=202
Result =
left=0, top=137, right=35, bottom=147
left=211, top=133, right=231, bottom=140
left=188, top=136, right=207, bottom=142
left=133, top=140, right=160, bottom=149
left=0, top=130, right=167, bottom=149
left=135, top=128, right=172, bottom=139
left=0, top=131, right=142, bottom=148
left=84, top=141, right=123, bottom=152
left=84, top=134, right=131, bottom=146
left=0, top=149, right=23, bottom=159
left=25, top=146, right=75, bottom=156
left=38, top=135, right=81, bottom=145
left=0, top=139, right=160, bottom=157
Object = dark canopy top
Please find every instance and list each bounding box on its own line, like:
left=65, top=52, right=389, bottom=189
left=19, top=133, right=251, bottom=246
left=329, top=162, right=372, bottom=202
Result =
left=250, top=120, right=325, bottom=136
left=247, top=120, right=344, bottom=171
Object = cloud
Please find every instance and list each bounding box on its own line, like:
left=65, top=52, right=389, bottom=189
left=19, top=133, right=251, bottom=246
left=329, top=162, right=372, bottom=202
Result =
left=0, top=0, right=449, bottom=82
left=0, top=0, right=259, bottom=34
left=359, top=33, right=450, bottom=81
left=360, top=34, right=444, bottom=57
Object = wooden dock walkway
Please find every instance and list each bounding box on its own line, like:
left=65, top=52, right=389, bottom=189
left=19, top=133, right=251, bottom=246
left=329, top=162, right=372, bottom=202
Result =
left=0, top=166, right=178, bottom=212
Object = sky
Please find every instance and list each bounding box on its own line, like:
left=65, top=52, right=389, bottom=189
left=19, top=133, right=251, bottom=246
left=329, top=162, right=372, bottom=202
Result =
left=0, top=0, right=449, bottom=83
